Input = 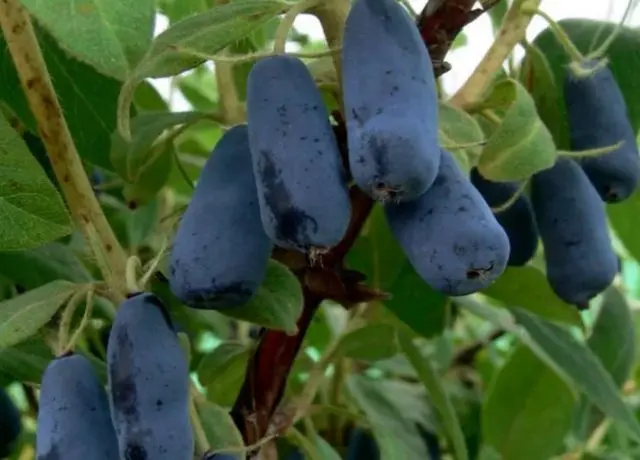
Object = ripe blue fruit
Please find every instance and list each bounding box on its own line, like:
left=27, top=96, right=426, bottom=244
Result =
left=470, top=168, right=538, bottom=266
left=530, top=158, right=618, bottom=304
left=0, top=387, right=21, bottom=457
left=246, top=55, right=351, bottom=252
left=347, top=428, right=380, bottom=460
left=564, top=60, right=640, bottom=203
left=107, top=292, right=193, bottom=460
left=169, top=124, right=273, bottom=309
left=36, top=353, right=119, bottom=460
left=385, top=149, right=510, bottom=296
left=342, top=0, right=440, bottom=202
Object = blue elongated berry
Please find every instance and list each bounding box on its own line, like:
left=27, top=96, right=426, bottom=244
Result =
left=169, top=124, right=273, bottom=309
left=530, top=158, right=618, bottom=303
left=470, top=168, right=538, bottom=266
left=247, top=55, right=351, bottom=252
left=107, top=292, right=193, bottom=460
left=385, top=149, right=510, bottom=296
left=36, top=353, right=119, bottom=460
left=342, top=0, right=440, bottom=202
left=565, top=60, right=640, bottom=202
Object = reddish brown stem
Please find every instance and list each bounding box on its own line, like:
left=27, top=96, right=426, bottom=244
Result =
left=230, top=0, right=503, bottom=448
left=230, top=288, right=321, bottom=448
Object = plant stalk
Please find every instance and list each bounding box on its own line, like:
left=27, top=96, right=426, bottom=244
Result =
left=0, top=0, right=128, bottom=302
left=449, top=0, right=542, bottom=108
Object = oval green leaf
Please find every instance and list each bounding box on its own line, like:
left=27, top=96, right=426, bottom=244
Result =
left=20, top=0, right=156, bottom=81
left=481, top=266, right=584, bottom=328
left=0, top=280, right=79, bottom=349
left=0, top=114, right=72, bottom=250
left=476, top=78, right=557, bottom=181
left=483, top=344, right=575, bottom=460
left=338, top=323, right=399, bottom=362
left=195, top=399, right=246, bottom=460
left=221, top=260, right=303, bottom=334
left=512, top=308, right=640, bottom=442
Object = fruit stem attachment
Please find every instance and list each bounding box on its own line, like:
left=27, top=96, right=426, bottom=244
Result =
left=64, top=290, right=95, bottom=354
left=168, top=44, right=340, bottom=65
left=490, top=179, right=528, bottom=213
left=585, top=0, right=637, bottom=61
left=449, top=0, right=542, bottom=109
left=57, top=287, right=90, bottom=355
left=519, top=5, right=584, bottom=63
left=558, top=141, right=624, bottom=159
left=274, top=0, right=321, bottom=54
left=0, top=0, right=128, bottom=303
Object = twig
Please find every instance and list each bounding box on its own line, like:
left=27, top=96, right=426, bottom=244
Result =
left=230, top=289, right=322, bottom=447
left=0, top=0, right=128, bottom=301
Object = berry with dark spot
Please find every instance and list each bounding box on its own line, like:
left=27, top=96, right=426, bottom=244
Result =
left=246, top=55, right=351, bottom=252
left=36, top=353, right=119, bottom=460
left=169, top=124, right=273, bottom=310
left=385, top=149, right=510, bottom=296
left=107, top=292, right=193, bottom=460
left=470, top=167, right=539, bottom=266
left=530, top=158, right=617, bottom=304
left=342, top=0, right=440, bottom=202
left=564, top=60, right=640, bottom=203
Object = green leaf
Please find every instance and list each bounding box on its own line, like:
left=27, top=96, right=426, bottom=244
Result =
left=314, top=435, right=342, bottom=460
left=20, top=0, right=155, bottom=81
left=482, top=345, right=576, bottom=460
left=0, top=337, right=55, bottom=384
left=481, top=266, right=584, bottom=328
left=103, top=196, right=160, bottom=250
left=438, top=101, right=485, bottom=171
left=517, top=41, right=561, bottom=144
left=196, top=341, right=250, bottom=406
left=529, top=20, right=640, bottom=150
left=0, top=114, right=72, bottom=250
left=399, top=331, right=468, bottom=460
left=111, top=111, right=205, bottom=183
left=347, top=206, right=407, bottom=290
left=194, top=399, right=246, bottom=460
left=134, top=82, right=170, bottom=113
left=118, top=1, right=288, bottom=136
left=608, top=189, right=640, bottom=263
left=158, top=0, right=208, bottom=23
left=512, top=308, right=640, bottom=442
left=0, top=242, right=93, bottom=289
left=0, top=280, right=79, bottom=349
left=588, top=287, right=636, bottom=387
left=476, top=78, right=557, bottom=181
left=385, top=263, right=449, bottom=340
left=220, top=260, right=303, bottom=334
left=347, top=375, right=431, bottom=459
left=121, top=143, right=174, bottom=206
left=0, top=25, right=129, bottom=171
left=338, top=323, right=399, bottom=362
left=140, top=0, right=286, bottom=77
left=574, top=286, right=637, bottom=438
